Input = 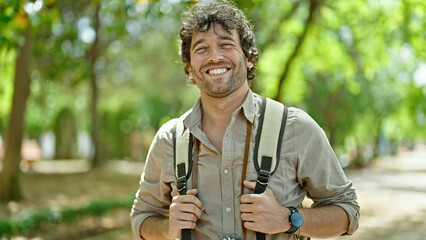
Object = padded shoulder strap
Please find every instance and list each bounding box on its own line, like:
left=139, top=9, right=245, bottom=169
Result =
left=253, top=97, right=288, bottom=174
left=173, top=116, right=193, bottom=240
left=253, top=97, right=288, bottom=240
left=174, top=116, right=193, bottom=187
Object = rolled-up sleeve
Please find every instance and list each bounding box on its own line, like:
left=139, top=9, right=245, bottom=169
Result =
left=130, top=120, right=177, bottom=239
left=295, top=109, right=360, bottom=235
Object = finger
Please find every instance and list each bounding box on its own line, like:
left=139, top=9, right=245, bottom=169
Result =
left=172, top=195, right=205, bottom=214
left=263, top=187, right=277, bottom=200
left=187, top=195, right=204, bottom=212
left=241, top=213, right=255, bottom=222
left=180, top=203, right=203, bottom=218
left=186, top=189, right=204, bottom=210
left=241, top=193, right=259, bottom=204
left=243, top=180, right=256, bottom=190
left=171, top=202, right=203, bottom=219
left=174, top=211, right=199, bottom=222
left=243, top=221, right=258, bottom=232
left=187, top=188, right=198, bottom=196
left=240, top=203, right=254, bottom=213
left=170, top=218, right=197, bottom=230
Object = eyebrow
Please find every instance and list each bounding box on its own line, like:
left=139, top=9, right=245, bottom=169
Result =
left=191, top=35, right=236, bottom=51
left=192, top=39, right=206, bottom=51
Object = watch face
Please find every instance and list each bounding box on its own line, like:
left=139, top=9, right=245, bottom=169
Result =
left=290, top=212, right=303, bottom=228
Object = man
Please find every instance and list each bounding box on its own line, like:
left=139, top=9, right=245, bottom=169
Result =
left=131, top=1, right=359, bottom=239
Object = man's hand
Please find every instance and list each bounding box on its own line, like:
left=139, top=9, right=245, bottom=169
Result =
left=167, top=189, right=204, bottom=239
left=240, top=181, right=290, bottom=234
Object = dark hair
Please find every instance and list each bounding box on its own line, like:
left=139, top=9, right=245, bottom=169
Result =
left=179, top=0, right=259, bottom=84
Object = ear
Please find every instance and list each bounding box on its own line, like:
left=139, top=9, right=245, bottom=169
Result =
left=186, top=63, right=193, bottom=78
left=247, top=60, right=254, bottom=71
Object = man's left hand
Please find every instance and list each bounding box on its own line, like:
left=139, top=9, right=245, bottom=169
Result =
left=240, top=180, right=291, bottom=234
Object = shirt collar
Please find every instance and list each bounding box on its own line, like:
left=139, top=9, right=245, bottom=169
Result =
left=183, top=88, right=256, bottom=128
left=240, top=88, right=255, bottom=123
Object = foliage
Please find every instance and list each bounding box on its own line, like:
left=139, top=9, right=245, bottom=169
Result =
left=0, top=196, right=133, bottom=238
left=252, top=0, right=426, bottom=163
left=0, top=0, right=425, bottom=165
left=0, top=49, right=15, bottom=136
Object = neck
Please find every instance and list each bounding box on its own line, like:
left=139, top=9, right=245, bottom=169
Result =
left=200, top=83, right=249, bottom=128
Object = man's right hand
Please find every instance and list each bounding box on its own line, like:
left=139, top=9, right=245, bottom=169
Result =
left=167, top=189, right=204, bottom=239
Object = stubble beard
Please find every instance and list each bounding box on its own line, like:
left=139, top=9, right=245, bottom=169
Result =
left=192, top=61, right=247, bottom=98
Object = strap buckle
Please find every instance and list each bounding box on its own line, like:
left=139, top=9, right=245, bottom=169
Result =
left=256, top=169, right=271, bottom=186
left=176, top=176, right=187, bottom=193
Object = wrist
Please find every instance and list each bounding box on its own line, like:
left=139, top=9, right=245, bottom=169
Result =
left=164, top=219, right=177, bottom=240
left=281, top=206, right=292, bottom=232
left=285, top=207, right=303, bottom=234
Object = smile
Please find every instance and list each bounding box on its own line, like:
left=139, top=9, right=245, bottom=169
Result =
left=206, top=68, right=230, bottom=75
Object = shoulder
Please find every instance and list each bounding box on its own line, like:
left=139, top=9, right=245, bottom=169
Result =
left=158, top=118, right=179, bottom=133
left=286, top=107, right=326, bottom=136
left=154, top=108, right=193, bottom=142
left=253, top=96, right=324, bottom=136
left=288, top=107, right=316, bottom=125
left=286, top=107, right=330, bottom=148
left=152, top=118, right=179, bottom=146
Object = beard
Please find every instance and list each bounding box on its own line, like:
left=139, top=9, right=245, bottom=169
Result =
left=191, top=59, right=248, bottom=98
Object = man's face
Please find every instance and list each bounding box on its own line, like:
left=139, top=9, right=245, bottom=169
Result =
left=187, top=24, right=253, bottom=98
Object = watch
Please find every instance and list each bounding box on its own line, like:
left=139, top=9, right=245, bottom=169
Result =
left=285, top=207, right=303, bottom=234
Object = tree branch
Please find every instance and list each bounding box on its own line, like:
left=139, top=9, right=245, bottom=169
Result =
left=273, top=0, right=320, bottom=101
left=259, top=1, right=301, bottom=51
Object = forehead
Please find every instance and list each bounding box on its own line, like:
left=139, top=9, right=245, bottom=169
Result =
left=191, top=24, right=240, bottom=45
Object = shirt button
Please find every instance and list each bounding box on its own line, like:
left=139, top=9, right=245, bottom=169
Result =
left=226, top=207, right=231, bottom=213
left=224, top=169, right=229, bottom=175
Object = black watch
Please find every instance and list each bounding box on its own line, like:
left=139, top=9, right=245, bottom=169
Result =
left=285, top=207, right=303, bottom=234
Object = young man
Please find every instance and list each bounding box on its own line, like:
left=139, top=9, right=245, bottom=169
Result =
left=131, top=1, right=359, bottom=239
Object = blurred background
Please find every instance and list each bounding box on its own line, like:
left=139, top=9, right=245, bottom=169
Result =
left=0, top=0, right=425, bottom=239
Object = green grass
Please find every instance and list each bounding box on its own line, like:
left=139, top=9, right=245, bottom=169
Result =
left=0, top=196, right=134, bottom=238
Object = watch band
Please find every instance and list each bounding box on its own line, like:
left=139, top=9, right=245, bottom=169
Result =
left=285, top=207, right=301, bottom=234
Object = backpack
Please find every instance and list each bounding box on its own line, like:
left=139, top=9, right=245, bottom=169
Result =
left=173, top=97, right=288, bottom=240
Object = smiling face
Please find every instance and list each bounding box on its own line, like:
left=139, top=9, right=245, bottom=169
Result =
left=186, top=24, right=253, bottom=98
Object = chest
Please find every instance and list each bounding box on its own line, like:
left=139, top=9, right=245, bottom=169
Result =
left=203, top=126, right=226, bottom=152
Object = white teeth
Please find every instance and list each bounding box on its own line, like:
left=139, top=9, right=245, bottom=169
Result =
left=208, top=68, right=228, bottom=75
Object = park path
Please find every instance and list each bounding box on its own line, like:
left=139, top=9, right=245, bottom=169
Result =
left=326, top=143, right=426, bottom=240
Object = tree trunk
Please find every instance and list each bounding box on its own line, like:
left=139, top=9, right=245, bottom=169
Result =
left=88, top=2, right=102, bottom=167
left=0, top=28, right=32, bottom=201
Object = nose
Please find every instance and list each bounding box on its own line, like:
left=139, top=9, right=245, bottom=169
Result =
left=208, top=47, right=223, bottom=63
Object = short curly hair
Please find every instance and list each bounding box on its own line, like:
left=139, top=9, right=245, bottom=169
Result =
left=179, top=0, right=259, bottom=84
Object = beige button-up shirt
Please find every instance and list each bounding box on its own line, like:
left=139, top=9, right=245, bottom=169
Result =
left=131, top=90, right=359, bottom=239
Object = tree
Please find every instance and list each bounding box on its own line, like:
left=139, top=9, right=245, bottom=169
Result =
left=252, top=0, right=425, bottom=164
left=0, top=22, right=32, bottom=200
left=0, top=0, right=62, bottom=200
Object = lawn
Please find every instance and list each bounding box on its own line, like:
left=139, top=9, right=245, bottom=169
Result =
left=0, top=161, right=143, bottom=239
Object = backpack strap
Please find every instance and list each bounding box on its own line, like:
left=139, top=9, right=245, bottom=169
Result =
left=174, top=116, right=193, bottom=240
left=253, top=97, right=288, bottom=240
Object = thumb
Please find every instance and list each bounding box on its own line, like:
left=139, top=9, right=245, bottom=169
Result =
left=262, top=187, right=281, bottom=209
left=243, top=180, right=256, bottom=190
left=187, top=188, right=198, bottom=196
left=263, top=187, right=275, bottom=198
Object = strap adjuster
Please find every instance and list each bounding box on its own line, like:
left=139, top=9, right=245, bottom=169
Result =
left=256, top=169, right=271, bottom=186
left=259, top=169, right=271, bottom=178
left=177, top=176, right=187, bottom=193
